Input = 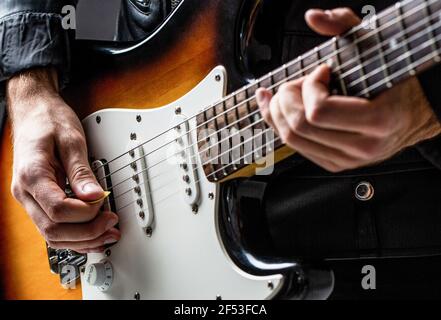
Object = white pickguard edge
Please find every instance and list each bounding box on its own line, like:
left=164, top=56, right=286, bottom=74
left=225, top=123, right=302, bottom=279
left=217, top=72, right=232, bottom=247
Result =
left=80, top=66, right=283, bottom=300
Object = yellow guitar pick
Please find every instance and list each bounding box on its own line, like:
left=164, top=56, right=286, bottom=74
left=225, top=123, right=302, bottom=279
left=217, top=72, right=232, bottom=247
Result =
left=87, top=191, right=111, bottom=205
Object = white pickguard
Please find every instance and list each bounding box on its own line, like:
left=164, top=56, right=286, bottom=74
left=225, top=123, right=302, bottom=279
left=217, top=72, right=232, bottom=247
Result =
left=80, top=66, right=283, bottom=300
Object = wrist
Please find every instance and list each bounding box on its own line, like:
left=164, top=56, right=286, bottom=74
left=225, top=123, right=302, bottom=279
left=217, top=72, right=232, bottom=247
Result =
left=6, top=68, right=60, bottom=122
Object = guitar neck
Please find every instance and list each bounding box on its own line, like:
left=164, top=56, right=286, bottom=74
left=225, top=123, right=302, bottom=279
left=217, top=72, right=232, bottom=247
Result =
left=198, top=0, right=441, bottom=182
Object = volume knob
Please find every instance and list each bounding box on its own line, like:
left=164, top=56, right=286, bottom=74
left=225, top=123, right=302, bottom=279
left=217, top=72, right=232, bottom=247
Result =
left=85, top=260, right=113, bottom=291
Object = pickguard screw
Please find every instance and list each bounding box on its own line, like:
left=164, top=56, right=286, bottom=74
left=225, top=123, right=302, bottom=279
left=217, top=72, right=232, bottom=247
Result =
left=130, top=133, right=137, bottom=140
left=175, top=106, right=182, bottom=115
left=146, top=227, right=153, bottom=237
left=185, top=188, right=192, bottom=196
left=105, top=249, right=111, bottom=257
left=96, top=116, right=101, bottom=124
left=192, top=204, right=199, bottom=214
left=129, top=150, right=135, bottom=158
left=267, top=281, right=274, bottom=290
left=134, top=292, right=140, bottom=300
left=208, top=192, right=214, bottom=200
left=215, top=74, right=221, bottom=82
left=183, top=175, right=190, bottom=183
left=216, top=295, right=222, bottom=300
left=139, top=211, right=145, bottom=220
left=136, top=115, right=142, bottom=123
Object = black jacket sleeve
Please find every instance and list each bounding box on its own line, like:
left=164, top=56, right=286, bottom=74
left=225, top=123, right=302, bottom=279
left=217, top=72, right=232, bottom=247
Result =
left=0, top=0, right=73, bottom=90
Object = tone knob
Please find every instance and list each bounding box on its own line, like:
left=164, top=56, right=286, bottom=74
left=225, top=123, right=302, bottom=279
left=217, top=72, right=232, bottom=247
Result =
left=85, top=260, right=113, bottom=291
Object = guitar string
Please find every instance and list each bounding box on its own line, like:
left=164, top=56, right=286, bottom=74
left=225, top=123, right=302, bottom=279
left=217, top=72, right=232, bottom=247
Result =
left=112, top=38, right=441, bottom=211
left=344, top=18, right=441, bottom=89
left=115, top=131, right=281, bottom=212
left=95, top=0, right=439, bottom=184
left=113, top=118, right=270, bottom=202
left=101, top=13, right=441, bottom=196
left=91, top=0, right=429, bottom=175
left=112, top=116, right=268, bottom=201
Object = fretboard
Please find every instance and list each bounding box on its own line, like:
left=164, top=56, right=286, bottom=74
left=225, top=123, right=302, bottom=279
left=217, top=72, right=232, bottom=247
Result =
left=197, top=0, right=441, bottom=182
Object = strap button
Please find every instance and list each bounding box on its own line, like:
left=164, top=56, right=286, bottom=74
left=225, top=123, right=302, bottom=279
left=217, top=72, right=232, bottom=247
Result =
left=355, top=181, right=374, bottom=201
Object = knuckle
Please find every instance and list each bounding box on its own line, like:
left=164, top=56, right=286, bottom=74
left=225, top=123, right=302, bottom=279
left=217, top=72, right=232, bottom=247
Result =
left=41, top=223, right=59, bottom=241
left=289, top=114, right=307, bottom=133
left=305, top=103, right=325, bottom=125
left=15, top=161, right=47, bottom=186
left=10, top=182, right=24, bottom=201
left=278, top=83, right=293, bottom=95
left=46, top=201, right=65, bottom=223
left=281, top=129, right=295, bottom=144
left=357, top=140, right=381, bottom=159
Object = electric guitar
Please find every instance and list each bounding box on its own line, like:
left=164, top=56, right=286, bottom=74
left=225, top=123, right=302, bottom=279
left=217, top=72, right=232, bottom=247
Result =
left=1, top=0, right=441, bottom=299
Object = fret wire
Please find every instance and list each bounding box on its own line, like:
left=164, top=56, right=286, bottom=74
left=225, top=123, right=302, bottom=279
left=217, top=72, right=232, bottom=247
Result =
left=358, top=39, right=441, bottom=96
left=109, top=35, right=441, bottom=196
left=333, top=37, right=348, bottom=95
left=373, top=15, right=394, bottom=88
left=98, top=0, right=441, bottom=184
left=92, top=0, right=435, bottom=175
left=424, top=0, right=441, bottom=62
left=352, top=31, right=371, bottom=98
left=346, top=16, right=441, bottom=90
left=396, top=2, right=416, bottom=76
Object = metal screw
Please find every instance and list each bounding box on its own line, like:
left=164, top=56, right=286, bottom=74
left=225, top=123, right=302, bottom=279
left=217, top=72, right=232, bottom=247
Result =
left=137, top=199, right=144, bottom=208
left=105, top=249, right=111, bottom=257
left=130, top=133, right=137, bottom=141
left=146, top=227, right=153, bottom=237
left=192, top=204, right=199, bottom=214
left=139, top=211, right=145, bottom=220
left=216, top=295, right=222, bottom=300
left=175, top=106, right=182, bottom=115
left=215, top=74, right=221, bottom=82
left=185, top=188, right=192, bottom=196
left=208, top=192, right=214, bottom=200
left=132, top=175, right=140, bottom=183
left=134, top=186, right=141, bottom=195
left=134, top=292, right=140, bottom=300
left=267, top=281, right=274, bottom=290
left=136, top=115, right=142, bottom=123
left=129, top=150, right=135, bottom=158
left=180, top=163, right=188, bottom=171
left=183, top=175, right=190, bottom=183
left=130, top=163, right=137, bottom=170
left=96, top=116, right=101, bottom=124
left=80, top=266, right=85, bottom=274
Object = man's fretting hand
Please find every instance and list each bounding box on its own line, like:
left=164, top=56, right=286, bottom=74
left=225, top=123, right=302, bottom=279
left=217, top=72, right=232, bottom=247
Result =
left=256, top=8, right=441, bottom=172
left=7, top=68, right=121, bottom=253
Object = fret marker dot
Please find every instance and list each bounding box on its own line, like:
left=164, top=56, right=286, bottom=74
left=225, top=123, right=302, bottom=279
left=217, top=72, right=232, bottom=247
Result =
left=326, top=59, right=335, bottom=69
left=390, top=38, right=399, bottom=50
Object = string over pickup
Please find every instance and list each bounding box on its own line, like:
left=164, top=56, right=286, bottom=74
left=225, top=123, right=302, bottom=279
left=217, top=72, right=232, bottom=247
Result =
left=172, top=113, right=200, bottom=207
left=127, top=143, right=155, bottom=232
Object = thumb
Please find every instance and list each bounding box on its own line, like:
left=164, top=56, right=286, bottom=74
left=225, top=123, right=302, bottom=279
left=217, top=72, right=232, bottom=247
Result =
left=305, top=8, right=361, bottom=36
left=58, top=138, right=104, bottom=202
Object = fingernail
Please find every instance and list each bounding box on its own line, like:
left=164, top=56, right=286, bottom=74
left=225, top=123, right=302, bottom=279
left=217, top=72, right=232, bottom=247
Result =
left=104, top=237, right=118, bottom=245
left=256, top=90, right=268, bottom=106
left=106, top=219, right=117, bottom=230
left=324, top=10, right=333, bottom=18
left=82, top=182, right=102, bottom=194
